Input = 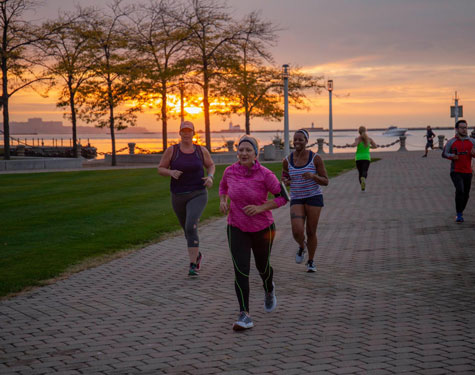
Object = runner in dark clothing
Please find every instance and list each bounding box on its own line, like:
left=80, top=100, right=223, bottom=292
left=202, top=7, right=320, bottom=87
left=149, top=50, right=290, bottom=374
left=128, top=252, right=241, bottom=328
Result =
left=442, top=120, right=475, bottom=222
left=158, top=121, right=216, bottom=276
left=423, top=125, right=436, bottom=157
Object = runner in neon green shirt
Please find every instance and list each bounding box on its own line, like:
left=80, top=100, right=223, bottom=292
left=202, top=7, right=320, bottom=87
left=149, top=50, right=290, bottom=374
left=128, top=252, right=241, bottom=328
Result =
left=350, top=126, right=377, bottom=191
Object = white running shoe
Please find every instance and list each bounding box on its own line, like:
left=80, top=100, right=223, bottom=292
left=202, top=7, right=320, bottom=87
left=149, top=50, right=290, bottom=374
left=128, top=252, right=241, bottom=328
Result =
left=360, top=177, right=366, bottom=191
left=306, top=260, right=316, bottom=273
left=264, top=282, right=277, bottom=312
left=295, top=246, right=306, bottom=264
left=233, top=312, right=254, bottom=331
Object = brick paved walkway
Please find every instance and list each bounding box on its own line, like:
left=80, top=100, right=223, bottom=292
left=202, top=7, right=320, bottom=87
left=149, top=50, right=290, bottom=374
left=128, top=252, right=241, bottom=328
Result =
left=1, top=151, right=474, bottom=374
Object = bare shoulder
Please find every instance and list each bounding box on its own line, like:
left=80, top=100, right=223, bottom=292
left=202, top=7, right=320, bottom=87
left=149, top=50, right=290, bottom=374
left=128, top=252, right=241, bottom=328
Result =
left=199, top=145, right=211, bottom=155
left=158, top=145, right=174, bottom=167
left=164, top=145, right=174, bottom=156
left=313, top=153, right=324, bottom=163
left=160, top=145, right=175, bottom=160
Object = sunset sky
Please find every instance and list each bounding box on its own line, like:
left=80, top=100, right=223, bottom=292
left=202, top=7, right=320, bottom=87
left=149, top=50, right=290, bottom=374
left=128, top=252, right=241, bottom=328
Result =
left=13, top=0, right=475, bottom=132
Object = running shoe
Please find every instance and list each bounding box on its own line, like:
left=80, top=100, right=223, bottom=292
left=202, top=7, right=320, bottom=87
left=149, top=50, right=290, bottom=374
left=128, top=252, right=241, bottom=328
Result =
left=188, top=263, right=198, bottom=276
left=264, top=282, right=277, bottom=312
left=196, top=252, right=203, bottom=270
left=306, top=259, right=316, bottom=273
left=455, top=213, right=464, bottom=223
left=233, top=312, right=254, bottom=331
left=360, top=177, right=366, bottom=191
left=295, top=246, right=306, bottom=264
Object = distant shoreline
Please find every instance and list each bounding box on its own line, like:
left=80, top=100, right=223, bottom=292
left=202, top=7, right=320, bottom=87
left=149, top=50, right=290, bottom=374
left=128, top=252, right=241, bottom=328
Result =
left=8, top=126, right=458, bottom=136
left=3, top=117, right=461, bottom=136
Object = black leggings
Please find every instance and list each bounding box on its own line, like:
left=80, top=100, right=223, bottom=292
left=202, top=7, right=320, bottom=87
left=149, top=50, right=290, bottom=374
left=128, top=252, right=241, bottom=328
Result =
left=226, top=224, right=276, bottom=313
left=356, top=160, right=370, bottom=181
left=171, top=189, right=208, bottom=247
left=450, top=172, right=472, bottom=214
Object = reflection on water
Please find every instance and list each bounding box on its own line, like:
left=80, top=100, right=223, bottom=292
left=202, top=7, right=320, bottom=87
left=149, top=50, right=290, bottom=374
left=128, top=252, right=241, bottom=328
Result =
left=4, top=129, right=459, bottom=157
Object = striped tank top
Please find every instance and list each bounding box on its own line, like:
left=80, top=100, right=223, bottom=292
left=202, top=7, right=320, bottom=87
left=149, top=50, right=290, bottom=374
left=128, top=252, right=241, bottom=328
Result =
left=287, top=151, right=323, bottom=199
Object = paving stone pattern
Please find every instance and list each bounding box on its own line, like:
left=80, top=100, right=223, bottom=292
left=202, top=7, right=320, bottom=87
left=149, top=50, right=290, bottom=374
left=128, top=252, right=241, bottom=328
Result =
left=1, top=151, right=474, bottom=374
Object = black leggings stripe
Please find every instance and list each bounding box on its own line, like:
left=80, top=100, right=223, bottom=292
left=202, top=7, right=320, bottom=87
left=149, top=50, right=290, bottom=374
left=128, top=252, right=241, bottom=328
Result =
left=227, top=224, right=276, bottom=312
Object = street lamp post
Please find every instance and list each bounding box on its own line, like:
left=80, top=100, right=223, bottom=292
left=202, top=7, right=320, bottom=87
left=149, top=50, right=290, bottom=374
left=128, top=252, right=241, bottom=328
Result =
left=283, top=64, right=290, bottom=156
left=450, top=91, right=463, bottom=126
left=327, top=79, right=333, bottom=154
left=179, top=78, right=185, bottom=124
left=454, top=91, right=459, bottom=125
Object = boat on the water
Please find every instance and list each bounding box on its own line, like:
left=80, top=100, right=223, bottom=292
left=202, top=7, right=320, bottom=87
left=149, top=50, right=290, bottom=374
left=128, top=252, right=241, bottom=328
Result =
left=383, top=126, right=407, bottom=136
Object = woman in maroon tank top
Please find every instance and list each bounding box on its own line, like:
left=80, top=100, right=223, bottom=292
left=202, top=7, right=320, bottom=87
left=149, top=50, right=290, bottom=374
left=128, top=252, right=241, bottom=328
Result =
left=158, top=121, right=215, bottom=276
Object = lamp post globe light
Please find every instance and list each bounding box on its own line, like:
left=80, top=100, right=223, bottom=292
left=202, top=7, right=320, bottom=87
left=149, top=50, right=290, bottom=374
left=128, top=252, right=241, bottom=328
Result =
left=327, top=79, right=333, bottom=154
left=179, top=77, right=185, bottom=124
left=283, top=64, right=290, bottom=156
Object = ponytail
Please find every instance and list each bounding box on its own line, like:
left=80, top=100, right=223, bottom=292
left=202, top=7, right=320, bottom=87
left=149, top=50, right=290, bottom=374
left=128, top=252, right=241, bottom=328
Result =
left=359, top=126, right=369, bottom=147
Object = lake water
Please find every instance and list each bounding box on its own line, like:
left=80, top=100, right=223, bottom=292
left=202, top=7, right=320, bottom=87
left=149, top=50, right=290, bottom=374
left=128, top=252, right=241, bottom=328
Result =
left=5, top=128, right=459, bottom=157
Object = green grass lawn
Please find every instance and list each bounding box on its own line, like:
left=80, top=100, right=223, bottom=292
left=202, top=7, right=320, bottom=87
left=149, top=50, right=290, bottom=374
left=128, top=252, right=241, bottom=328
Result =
left=0, top=159, right=355, bottom=297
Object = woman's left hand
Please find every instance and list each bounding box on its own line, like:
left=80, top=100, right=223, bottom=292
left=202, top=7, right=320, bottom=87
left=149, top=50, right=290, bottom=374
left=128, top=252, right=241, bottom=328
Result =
left=243, top=205, right=263, bottom=216
left=302, top=172, right=315, bottom=180
left=202, top=176, right=213, bottom=188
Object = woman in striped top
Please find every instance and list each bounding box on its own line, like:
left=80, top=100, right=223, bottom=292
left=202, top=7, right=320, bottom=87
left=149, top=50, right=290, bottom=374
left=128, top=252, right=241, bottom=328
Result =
left=282, top=129, right=329, bottom=272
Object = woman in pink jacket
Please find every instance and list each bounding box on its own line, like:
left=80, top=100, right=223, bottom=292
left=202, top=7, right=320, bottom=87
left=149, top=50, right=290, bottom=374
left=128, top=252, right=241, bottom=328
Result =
left=219, top=136, right=287, bottom=331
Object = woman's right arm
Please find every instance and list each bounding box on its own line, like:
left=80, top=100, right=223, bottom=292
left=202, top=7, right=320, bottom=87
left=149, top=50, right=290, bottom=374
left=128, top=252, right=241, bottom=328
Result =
left=282, top=158, right=291, bottom=186
left=219, top=195, right=229, bottom=214
left=219, top=168, right=230, bottom=214
left=157, top=147, right=182, bottom=179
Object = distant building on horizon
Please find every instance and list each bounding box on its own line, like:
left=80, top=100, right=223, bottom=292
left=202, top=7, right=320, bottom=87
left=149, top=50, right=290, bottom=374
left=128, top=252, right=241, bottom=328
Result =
left=303, top=122, right=323, bottom=132
left=2, top=117, right=151, bottom=134
left=4, top=118, right=65, bottom=134
left=228, top=121, right=242, bottom=132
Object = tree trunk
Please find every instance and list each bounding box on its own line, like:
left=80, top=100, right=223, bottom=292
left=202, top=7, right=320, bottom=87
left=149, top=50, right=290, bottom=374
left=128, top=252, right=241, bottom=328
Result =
left=161, top=84, right=167, bottom=151
left=245, top=111, right=250, bottom=135
left=107, top=79, right=116, bottom=166
left=244, top=96, right=250, bottom=135
left=109, top=108, right=116, bottom=166
left=69, top=83, right=78, bottom=158
left=203, top=70, right=211, bottom=151
left=243, top=61, right=250, bottom=135
left=2, top=58, right=10, bottom=160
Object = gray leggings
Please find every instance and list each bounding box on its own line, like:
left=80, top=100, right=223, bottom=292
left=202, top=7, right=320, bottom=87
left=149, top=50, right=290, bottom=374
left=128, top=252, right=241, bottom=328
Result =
left=171, top=189, right=208, bottom=247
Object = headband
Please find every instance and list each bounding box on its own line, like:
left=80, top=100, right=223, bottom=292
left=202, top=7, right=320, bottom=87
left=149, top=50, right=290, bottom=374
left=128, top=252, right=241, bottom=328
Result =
left=295, top=129, right=309, bottom=142
left=238, top=139, right=258, bottom=156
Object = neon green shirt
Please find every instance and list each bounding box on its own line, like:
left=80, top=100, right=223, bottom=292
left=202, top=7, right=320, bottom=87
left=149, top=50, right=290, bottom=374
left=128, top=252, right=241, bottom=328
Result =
left=355, top=141, right=371, bottom=161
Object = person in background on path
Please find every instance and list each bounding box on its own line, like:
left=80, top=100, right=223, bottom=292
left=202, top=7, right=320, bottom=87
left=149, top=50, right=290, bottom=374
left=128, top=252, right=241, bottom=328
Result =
left=471, top=128, right=475, bottom=174
left=349, top=126, right=377, bottom=191
left=442, top=119, right=475, bottom=223
left=158, top=121, right=215, bottom=276
left=282, top=129, right=329, bottom=273
left=219, top=136, right=287, bottom=331
left=423, top=125, right=436, bottom=157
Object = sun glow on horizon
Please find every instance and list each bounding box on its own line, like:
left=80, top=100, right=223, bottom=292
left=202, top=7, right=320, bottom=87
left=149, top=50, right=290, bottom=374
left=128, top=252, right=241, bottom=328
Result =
left=126, top=93, right=241, bottom=117
left=127, top=93, right=203, bottom=116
